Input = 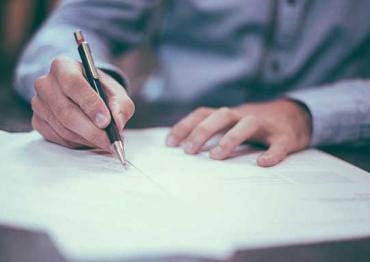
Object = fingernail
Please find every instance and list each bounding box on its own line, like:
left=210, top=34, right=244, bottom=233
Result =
left=261, top=153, right=272, bottom=161
left=166, top=135, right=178, bottom=147
left=95, top=112, right=109, bottom=128
left=210, top=146, right=223, bottom=158
left=182, top=142, right=194, bottom=154
left=258, top=154, right=274, bottom=167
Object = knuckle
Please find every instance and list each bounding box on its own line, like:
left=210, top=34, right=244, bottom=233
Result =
left=218, top=107, right=232, bottom=116
left=50, top=57, right=66, bottom=74
left=30, top=97, right=38, bottom=112
left=30, top=97, right=45, bottom=119
left=197, top=107, right=212, bottom=116
left=50, top=56, right=74, bottom=73
left=217, top=107, right=239, bottom=121
left=195, top=125, right=211, bottom=137
left=31, top=98, right=52, bottom=123
left=34, top=76, right=48, bottom=94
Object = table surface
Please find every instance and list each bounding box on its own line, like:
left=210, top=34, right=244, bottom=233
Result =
left=1, top=81, right=369, bottom=262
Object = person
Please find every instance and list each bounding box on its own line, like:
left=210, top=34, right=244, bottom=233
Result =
left=15, top=0, right=370, bottom=167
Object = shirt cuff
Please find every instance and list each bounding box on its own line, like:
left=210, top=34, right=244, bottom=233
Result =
left=286, top=83, right=361, bottom=146
left=95, top=62, right=130, bottom=91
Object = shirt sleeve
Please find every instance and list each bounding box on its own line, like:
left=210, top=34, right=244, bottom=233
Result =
left=14, top=0, right=161, bottom=101
left=287, top=79, right=370, bottom=146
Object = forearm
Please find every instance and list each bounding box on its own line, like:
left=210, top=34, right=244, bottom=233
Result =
left=287, top=79, right=370, bottom=146
left=15, top=0, right=160, bottom=101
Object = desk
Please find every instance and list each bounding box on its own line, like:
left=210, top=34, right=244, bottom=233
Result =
left=1, top=81, right=369, bottom=262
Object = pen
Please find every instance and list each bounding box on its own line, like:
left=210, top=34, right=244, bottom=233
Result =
left=74, top=30, right=127, bottom=168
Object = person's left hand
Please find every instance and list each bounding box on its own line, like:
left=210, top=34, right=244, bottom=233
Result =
left=166, top=99, right=312, bottom=167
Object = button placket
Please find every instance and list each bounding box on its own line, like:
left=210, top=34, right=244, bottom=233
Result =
left=263, top=0, right=305, bottom=82
left=271, top=58, right=281, bottom=74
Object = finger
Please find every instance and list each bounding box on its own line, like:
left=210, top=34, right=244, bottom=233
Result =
left=210, top=115, right=259, bottom=160
left=100, top=72, right=135, bottom=131
left=31, top=96, right=96, bottom=149
left=182, top=107, right=239, bottom=154
left=32, top=115, right=79, bottom=149
left=50, top=56, right=111, bottom=128
left=35, top=75, right=110, bottom=150
left=166, top=107, right=213, bottom=147
left=257, top=138, right=289, bottom=167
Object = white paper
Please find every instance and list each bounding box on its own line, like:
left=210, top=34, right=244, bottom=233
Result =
left=0, top=128, right=370, bottom=261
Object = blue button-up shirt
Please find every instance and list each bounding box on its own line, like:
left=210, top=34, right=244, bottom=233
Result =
left=15, top=0, right=370, bottom=146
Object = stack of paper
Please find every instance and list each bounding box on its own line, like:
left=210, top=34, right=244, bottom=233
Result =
left=0, top=128, right=369, bottom=261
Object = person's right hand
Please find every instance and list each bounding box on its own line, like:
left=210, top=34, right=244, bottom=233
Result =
left=31, top=56, right=135, bottom=150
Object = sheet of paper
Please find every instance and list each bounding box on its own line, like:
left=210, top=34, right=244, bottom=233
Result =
left=0, top=128, right=370, bottom=261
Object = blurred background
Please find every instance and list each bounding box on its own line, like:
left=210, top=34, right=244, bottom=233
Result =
left=0, top=0, right=59, bottom=82
left=0, top=0, right=59, bottom=131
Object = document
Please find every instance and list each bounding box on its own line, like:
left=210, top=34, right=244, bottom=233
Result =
left=0, top=128, right=369, bottom=261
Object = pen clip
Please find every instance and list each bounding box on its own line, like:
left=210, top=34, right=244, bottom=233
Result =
left=82, top=43, right=99, bottom=79
left=74, top=30, right=99, bottom=79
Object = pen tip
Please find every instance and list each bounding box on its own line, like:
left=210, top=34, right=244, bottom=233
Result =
left=112, top=141, right=128, bottom=169
left=120, top=158, right=129, bottom=169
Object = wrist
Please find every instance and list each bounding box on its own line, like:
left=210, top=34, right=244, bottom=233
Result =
left=281, top=98, right=312, bottom=147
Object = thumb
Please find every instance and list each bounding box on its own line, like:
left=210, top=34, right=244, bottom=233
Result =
left=257, top=138, right=289, bottom=167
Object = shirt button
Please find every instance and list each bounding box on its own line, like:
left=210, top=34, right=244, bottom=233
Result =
left=271, top=60, right=281, bottom=73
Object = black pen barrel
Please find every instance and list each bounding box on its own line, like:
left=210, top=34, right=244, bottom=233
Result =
left=90, top=79, right=121, bottom=144
left=78, top=45, right=121, bottom=144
